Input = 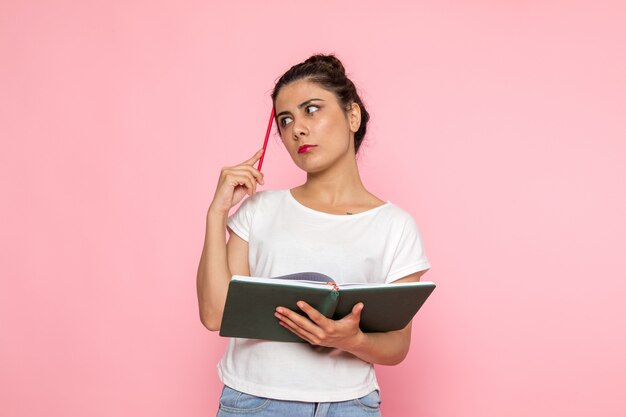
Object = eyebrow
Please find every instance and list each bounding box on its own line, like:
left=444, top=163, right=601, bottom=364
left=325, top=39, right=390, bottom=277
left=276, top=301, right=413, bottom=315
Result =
left=275, top=98, right=325, bottom=119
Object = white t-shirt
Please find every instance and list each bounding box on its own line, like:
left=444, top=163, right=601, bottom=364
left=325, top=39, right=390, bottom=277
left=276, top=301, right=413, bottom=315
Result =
left=217, top=189, right=431, bottom=402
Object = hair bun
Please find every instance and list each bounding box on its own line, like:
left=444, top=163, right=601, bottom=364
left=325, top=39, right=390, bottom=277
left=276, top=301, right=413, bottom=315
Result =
left=304, top=54, right=346, bottom=75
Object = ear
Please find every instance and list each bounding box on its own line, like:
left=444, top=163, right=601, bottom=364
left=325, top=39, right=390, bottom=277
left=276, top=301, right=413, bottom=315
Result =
left=347, top=102, right=361, bottom=133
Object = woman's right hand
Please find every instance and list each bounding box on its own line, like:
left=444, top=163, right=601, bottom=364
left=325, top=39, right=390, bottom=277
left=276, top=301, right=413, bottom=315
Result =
left=208, top=148, right=265, bottom=217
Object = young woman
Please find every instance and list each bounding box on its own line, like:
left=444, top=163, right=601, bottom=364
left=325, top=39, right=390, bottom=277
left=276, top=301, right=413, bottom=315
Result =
left=197, top=53, right=431, bottom=416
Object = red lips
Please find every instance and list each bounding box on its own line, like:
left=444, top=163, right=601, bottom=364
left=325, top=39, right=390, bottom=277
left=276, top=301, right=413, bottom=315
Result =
left=298, top=145, right=317, bottom=154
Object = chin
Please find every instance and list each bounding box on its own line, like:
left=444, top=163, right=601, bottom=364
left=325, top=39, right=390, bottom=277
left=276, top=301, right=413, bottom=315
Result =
left=292, top=151, right=348, bottom=174
left=292, top=158, right=325, bottom=174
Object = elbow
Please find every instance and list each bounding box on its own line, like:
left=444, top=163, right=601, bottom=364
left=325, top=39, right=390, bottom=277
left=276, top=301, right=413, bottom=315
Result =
left=203, top=320, right=221, bottom=332
left=379, top=352, right=408, bottom=366
left=380, top=342, right=411, bottom=366
left=199, top=312, right=222, bottom=332
left=388, top=353, right=408, bottom=366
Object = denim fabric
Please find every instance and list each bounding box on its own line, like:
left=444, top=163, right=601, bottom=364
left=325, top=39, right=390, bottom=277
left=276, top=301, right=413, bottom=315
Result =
left=216, top=385, right=382, bottom=417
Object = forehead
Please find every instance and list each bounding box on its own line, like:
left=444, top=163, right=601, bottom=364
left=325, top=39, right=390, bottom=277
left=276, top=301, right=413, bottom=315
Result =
left=275, top=80, right=336, bottom=111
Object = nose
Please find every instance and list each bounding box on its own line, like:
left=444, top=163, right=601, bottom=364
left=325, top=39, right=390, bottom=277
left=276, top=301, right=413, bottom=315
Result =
left=292, top=118, right=308, bottom=140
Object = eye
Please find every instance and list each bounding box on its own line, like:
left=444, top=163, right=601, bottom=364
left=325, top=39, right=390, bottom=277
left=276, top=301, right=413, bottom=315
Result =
left=279, top=105, right=319, bottom=128
left=306, top=105, right=319, bottom=114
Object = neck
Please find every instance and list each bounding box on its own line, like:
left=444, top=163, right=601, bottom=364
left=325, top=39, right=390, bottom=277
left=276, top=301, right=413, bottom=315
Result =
left=300, top=151, right=367, bottom=205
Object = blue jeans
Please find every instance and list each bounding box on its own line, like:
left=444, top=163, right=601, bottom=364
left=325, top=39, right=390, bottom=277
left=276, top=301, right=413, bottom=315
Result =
left=216, top=385, right=382, bottom=417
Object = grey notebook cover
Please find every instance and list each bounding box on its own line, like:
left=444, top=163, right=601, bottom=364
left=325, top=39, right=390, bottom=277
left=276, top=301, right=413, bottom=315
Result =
left=219, top=272, right=435, bottom=343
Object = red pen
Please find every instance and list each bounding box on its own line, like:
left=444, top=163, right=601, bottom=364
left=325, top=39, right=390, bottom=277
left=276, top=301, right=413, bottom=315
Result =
left=257, top=107, right=274, bottom=173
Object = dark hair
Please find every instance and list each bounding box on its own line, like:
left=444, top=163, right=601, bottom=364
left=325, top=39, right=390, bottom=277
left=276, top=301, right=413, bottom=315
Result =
left=271, top=53, right=370, bottom=154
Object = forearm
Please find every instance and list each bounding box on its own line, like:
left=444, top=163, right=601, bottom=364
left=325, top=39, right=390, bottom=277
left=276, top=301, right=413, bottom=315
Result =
left=345, top=327, right=411, bottom=366
left=344, top=272, right=425, bottom=364
left=196, top=211, right=232, bottom=331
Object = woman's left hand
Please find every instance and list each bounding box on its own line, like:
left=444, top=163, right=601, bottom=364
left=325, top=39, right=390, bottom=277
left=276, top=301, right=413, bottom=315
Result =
left=274, top=301, right=365, bottom=350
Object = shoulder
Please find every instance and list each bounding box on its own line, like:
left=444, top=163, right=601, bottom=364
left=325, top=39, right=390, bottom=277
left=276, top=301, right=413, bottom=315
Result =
left=235, top=188, right=288, bottom=211
left=379, top=202, right=418, bottom=225
left=375, top=203, right=426, bottom=240
left=249, top=188, right=287, bottom=203
left=227, top=190, right=288, bottom=237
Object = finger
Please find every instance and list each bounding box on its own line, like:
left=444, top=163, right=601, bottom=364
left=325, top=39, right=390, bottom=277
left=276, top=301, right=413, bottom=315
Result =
left=231, top=165, right=264, bottom=185
left=297, top=301, right=331, bottom=330
left=229, top=175, right=255, bottom=195
left=337, top=302, right=363, bottom=324
left=243, top=148, right=265, bottom=166
left=232, top=171, right=258, bottom=194
left=350, top=302, right=364, bottom=321
left=275, top=307, right=324, bottom=340
left=224, top=165, right=264, bottom=187
left=278, top=321, right=315, bottom=344
left=276, top=313, right=320, bottom=345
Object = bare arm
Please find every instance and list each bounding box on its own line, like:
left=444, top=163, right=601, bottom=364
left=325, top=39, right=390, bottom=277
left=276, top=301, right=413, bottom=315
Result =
left=196, top=149, right=264, bottom=331
left=196, top=219, right=250, bottom=331
left=275, top=268, right=430, bottom=365
left=343, top=269, right=429, bottom=365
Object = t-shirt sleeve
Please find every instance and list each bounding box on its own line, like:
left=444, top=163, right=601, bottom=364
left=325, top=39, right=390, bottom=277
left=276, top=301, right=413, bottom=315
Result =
left=385, top=215, right=431, bottom=283
left=226, top=192, right=262, bottom=242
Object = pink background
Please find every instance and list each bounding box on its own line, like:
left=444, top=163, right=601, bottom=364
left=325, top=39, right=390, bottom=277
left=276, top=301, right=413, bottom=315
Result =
left=2, top=1, right=625, bottom=416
